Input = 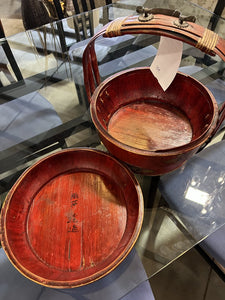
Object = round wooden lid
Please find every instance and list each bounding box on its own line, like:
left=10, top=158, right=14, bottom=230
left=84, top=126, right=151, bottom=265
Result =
left=0, top=149, right=143, bottom=288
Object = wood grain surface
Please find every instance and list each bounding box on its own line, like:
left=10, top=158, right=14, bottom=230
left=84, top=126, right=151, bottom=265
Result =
left=0, top=149, right=143, bottom=288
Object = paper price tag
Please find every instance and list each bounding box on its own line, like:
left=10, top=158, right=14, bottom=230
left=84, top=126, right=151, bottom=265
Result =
left=150, top=36, right=183, bottom=91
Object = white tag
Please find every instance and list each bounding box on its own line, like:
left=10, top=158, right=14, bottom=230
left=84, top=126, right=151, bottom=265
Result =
left=150, top=36, right=183, bottom=91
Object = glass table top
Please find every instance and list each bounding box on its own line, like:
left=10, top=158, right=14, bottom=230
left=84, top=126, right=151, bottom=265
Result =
left=0, top=0, right=225, bottom=297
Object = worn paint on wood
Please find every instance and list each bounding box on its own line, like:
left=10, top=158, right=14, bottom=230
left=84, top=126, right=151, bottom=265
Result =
left=0, top=149, right=143, bottom=288
left=108, top=101, right=192, bottom=151
left=90, top=68, right=219, bottom=175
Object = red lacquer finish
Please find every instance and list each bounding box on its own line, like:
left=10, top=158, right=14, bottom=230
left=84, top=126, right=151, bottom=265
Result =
left=90, top=67, right=218, bottom=175
left=0, top=149, right=143, bottom=288
left=83, top=14, right=225, bottom=176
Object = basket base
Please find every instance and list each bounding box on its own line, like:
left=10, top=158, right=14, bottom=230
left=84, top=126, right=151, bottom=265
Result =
left=108, top=101, right=192, bottom=151
left=27, top=171, right=127, bottom=272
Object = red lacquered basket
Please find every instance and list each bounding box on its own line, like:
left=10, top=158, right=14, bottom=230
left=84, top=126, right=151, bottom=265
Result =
left=0, top=148, right=143, bottom=288
left=83, top=9, right=225, bottom=175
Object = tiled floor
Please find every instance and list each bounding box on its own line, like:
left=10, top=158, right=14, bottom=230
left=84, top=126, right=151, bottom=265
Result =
left=0, top=0, right=225, bottom=299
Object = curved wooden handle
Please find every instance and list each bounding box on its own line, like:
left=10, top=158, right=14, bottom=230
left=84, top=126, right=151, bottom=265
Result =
left=82, top=14, right=225, bottom=102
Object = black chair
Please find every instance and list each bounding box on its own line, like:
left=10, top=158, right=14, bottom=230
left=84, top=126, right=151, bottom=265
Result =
left=119, top=54, right=222, bottom=281
left=159, top=139, right=225, bottom=281
left=21, top=0, right=112, bottom=30
left=0, top=20, right=23, bottom=84
left=208, top=0, right=225, bottom=31
left=0, top=16, right=68, bottom=194
left=156, top=63, right=225, bottom=280
left=21, top=0, right=55, bottom=30
left=20, top=0, right=112, bottom=54
left=66, top=0, right=113, bottom=42
left=21, top=0, right=68, bottom=52
left=66, top=0, right=112, bottom=14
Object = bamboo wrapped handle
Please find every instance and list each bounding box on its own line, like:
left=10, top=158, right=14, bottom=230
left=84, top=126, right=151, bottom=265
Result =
left=82, top=10, right=225, bottom=102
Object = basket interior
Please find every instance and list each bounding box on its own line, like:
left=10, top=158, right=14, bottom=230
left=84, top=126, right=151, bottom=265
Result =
left=94, top=68, right=217, bottom=151
left=1, top=149, right=142, bottom=288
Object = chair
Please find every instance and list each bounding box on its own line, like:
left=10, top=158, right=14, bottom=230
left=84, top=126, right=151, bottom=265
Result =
left=0, top=20, right=23, bottom=84
left=66, top=0, right=113, bottom=42
left=20, top=0, right=112, bottom=55
left=21, top=0, right=113, bottom=30
left=66, top=0, right=112, bottom=15
left=21, top=0, right=54, bottom=30
left=159, top=139, right=225, bottom=281
left=208, top=0, right=225, bottom=31
left=0, top=91, right=62, bottom=151
left=0, top=19, right=67, bottom=194
left=0, top=247, right=155, bottom=299
left=21, top=0, right=69, bottom=52
left=155, top=61, right=225, bottom=280
left=0, top=90, right=65, bottom=193
left=0, top=20, right=63, bottom=154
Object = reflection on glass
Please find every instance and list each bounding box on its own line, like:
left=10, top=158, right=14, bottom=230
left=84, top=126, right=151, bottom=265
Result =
left=185, top=186, right=210, bottom=206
